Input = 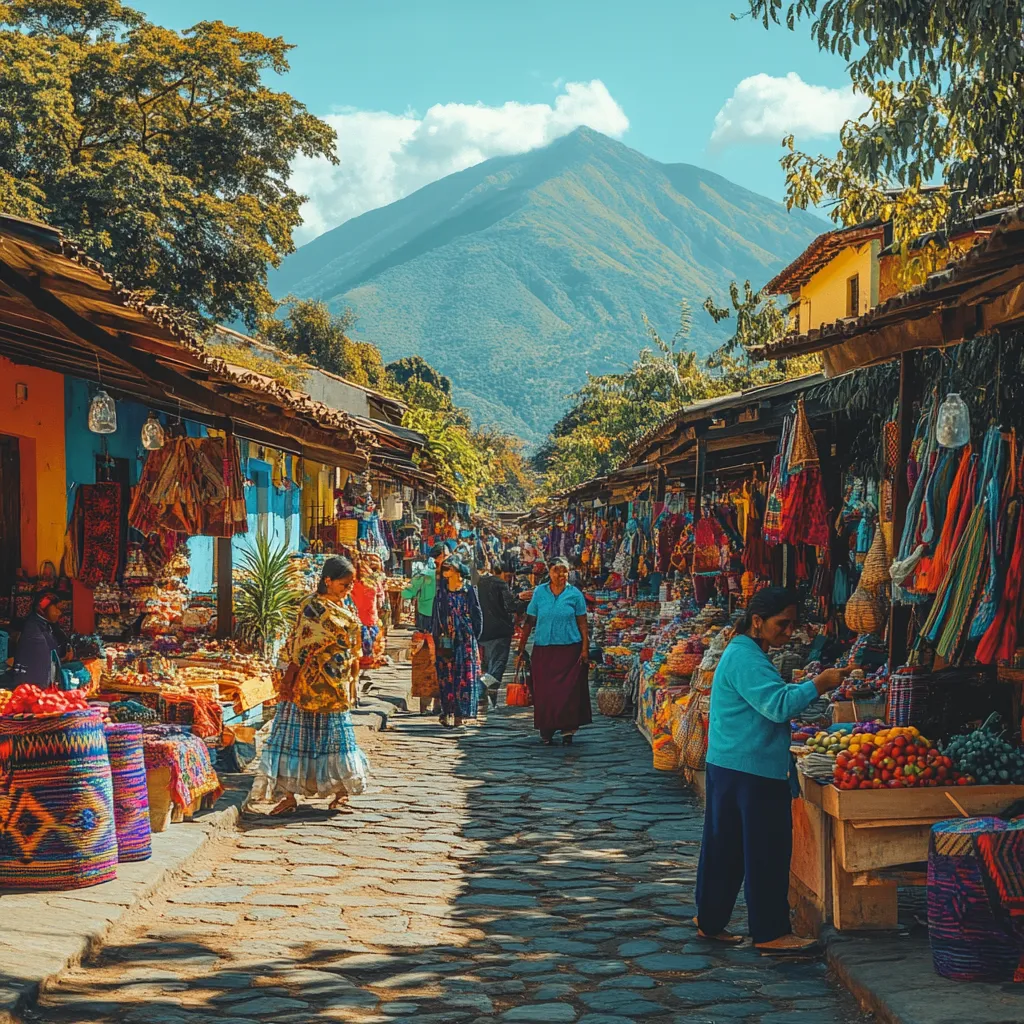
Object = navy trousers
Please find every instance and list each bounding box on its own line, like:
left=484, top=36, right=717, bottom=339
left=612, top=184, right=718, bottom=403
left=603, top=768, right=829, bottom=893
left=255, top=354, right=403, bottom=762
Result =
left=695, top=763, right=793, bottom=944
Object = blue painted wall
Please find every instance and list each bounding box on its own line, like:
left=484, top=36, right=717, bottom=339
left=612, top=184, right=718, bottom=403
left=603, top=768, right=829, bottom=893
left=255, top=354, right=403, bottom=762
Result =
left=64, top=378, right=301, bottom=596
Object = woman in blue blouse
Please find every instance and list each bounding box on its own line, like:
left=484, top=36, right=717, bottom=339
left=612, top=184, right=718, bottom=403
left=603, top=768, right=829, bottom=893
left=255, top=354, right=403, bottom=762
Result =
left=696, top=587, right=849, bottom=955
left=517, top=557, right=591, bottom=745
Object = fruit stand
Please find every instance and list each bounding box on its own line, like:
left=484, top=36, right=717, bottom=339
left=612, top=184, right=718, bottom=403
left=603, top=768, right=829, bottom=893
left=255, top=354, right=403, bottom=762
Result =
left=791, top=774, right=1024, bottom=932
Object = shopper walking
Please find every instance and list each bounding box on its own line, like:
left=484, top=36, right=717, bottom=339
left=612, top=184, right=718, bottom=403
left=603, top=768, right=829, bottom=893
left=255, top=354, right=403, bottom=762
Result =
left=403, top=544, right=443, bottom=631
left=516, top=557, right=591, bottom=745
left=696, top=587, right=849, bottom=954
left=431, top=558, right=483, bottom=729
left=248, top=556, right=369, bottom=817
left=477, top=566, right=517, bottom=706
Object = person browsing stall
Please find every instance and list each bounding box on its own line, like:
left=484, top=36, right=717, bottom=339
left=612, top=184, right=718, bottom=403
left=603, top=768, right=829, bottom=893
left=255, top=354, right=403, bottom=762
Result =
left=516, top=557, right=592, bottom=746
left=9, top=591, right=71, bottom=687
left=696, top=587, right=850, bottom=955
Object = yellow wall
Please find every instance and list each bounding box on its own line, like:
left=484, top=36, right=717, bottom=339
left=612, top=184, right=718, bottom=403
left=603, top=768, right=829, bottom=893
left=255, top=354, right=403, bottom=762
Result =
left=798, top=241, right=880, bottom=332
left=0, top=358, right=67, bottom=573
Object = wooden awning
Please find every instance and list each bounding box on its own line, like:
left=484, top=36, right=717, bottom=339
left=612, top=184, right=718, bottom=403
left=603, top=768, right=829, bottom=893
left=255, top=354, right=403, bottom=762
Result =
left=0, top=215, right=373, bottom=470
left=751, top=207, right=1024, bottom=375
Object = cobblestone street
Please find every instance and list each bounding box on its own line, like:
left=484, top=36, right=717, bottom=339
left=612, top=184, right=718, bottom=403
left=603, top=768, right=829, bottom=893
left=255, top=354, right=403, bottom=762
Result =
left=26, top=707, right=870, bottom=1024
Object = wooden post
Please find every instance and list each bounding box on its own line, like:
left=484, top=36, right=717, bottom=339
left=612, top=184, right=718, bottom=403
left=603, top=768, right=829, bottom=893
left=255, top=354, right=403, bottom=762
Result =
left=693, top=439, right=707, bottom=520
left=888, top=352, right=920, bottom=667
left=656, top=468, right=667, bottom=504
left=216, top=537, right=233, bottom=639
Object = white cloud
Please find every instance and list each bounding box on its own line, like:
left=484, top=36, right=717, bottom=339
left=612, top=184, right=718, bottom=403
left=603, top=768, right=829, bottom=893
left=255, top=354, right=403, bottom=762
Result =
left=290, top=80, right=629, bottom=243
left=709, top=72, right=864, bottom=149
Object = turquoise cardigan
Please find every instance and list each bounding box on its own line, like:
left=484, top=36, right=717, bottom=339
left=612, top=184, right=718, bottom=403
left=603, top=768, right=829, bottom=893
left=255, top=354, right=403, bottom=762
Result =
left=706, top=634, right=819, bottom=781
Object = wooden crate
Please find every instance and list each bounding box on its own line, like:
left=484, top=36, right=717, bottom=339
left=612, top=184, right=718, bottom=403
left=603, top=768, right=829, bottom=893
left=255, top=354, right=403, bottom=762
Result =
left=792, top=781, right=1024, bottom=931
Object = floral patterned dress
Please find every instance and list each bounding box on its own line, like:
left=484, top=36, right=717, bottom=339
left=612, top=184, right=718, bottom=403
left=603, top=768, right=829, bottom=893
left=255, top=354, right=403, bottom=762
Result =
left=431, top=584, right=483, bottom=718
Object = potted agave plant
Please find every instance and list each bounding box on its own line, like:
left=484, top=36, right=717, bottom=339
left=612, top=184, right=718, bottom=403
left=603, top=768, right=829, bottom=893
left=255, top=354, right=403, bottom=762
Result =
left=234, top=535, right=301, bottom=660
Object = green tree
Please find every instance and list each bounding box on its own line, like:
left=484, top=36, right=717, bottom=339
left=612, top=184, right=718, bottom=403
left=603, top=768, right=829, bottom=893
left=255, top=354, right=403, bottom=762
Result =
left=475, top=429, right=537, bottom=512
left=260, top=298, right=392, bottom=390
left=0, top=0, right=336, bottom=326
left=387, top=355, right=453, bottom=397
left=747, top=0, right=1021, bottom=279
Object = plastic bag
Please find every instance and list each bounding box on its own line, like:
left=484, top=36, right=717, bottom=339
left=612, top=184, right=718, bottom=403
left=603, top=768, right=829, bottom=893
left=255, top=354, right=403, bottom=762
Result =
left=936, top=393, right=970, bottom=448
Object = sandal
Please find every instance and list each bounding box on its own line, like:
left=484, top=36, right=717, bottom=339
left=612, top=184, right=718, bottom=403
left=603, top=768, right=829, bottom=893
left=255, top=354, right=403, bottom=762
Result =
left=692, top=917, right=744, bottom=945
left=328, top=796, right=354, bottom=815
left=268, top=796, right=298, bottom=817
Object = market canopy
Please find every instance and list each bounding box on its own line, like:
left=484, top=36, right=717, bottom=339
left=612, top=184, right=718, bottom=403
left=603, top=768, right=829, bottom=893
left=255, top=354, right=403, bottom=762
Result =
left=750, top=206, right=1024, bottom=376
left=0, top=214, right=372, bottom=470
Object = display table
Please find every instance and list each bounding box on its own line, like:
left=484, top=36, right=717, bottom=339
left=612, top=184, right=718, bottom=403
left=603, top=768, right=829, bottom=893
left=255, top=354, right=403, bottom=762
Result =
left=790, top=775, right=1024, bottom=932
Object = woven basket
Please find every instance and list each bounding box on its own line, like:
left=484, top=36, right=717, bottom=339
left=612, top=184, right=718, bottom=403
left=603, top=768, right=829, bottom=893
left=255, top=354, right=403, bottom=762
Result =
left=888, top=665, right=933, bottom=727
left=0, top=709, right=118, bottom=890
left=596, top=685, right=627, bottom=717
left=337, top=518, right=359, bottom=546
left=928, top=818, right=1024, bottom=981
left=845, top=586, right=885, bottom=635
left=653, top=741, right=679, bottom=771
left=861, top=528, right=890, bottom=593
left=103, top=723, right=152, bottom=863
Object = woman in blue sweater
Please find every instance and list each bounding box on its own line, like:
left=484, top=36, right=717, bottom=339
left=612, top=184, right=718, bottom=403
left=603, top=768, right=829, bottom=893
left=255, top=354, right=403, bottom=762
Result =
left=696, top=588, right=849, bottom=955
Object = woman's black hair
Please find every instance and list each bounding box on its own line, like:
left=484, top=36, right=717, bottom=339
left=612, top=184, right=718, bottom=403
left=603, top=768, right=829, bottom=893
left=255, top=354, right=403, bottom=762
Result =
left=33, top=589, right=61, bottom=613
left=318, top=555, right=355, bottom=594
left=736, top=587, right=798, bottom=635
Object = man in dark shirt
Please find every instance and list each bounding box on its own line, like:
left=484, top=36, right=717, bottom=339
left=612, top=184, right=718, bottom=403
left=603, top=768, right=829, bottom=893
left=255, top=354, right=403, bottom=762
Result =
left=476, top=567, right=518, bottom=707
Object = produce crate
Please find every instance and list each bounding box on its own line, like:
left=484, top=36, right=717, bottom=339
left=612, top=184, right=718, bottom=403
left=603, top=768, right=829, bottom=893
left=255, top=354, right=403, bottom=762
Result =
left=792, top=778, right=1024, bottom=932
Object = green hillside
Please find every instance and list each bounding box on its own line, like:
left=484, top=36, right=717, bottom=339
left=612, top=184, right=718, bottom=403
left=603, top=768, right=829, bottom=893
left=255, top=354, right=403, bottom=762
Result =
left=272, top=127, right=825, bottom=443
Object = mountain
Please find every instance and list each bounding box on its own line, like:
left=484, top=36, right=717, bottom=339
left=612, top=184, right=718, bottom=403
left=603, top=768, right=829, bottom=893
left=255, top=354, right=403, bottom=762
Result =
left=272, top=127, right=826, bottom=443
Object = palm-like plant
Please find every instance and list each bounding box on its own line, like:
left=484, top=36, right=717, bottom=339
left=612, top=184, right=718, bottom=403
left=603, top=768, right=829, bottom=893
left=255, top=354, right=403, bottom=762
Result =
left=234, top=534, right=301, bottom=659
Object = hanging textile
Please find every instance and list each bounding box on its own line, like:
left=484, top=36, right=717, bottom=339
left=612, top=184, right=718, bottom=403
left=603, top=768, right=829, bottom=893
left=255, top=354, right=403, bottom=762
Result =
left=77, top=483, right=123, bottom=588
left=129, top=436, right=247, bottom=539
left=778, top=399, right=829, bottom=548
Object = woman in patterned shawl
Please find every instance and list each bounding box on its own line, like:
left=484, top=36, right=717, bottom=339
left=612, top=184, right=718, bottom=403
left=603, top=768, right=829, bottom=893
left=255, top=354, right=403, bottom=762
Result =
left=249, top=556, right=370, bottom=816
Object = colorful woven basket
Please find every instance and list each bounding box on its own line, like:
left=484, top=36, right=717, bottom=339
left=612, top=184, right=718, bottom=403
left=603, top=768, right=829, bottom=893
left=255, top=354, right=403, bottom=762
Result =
left=652, top=740, right=679, bottom=772
left=103, top=723, right=152, bottom=863
left=0, top=709, right=117, bottom=890
left=928, top=818, right=1024, bottom=982
left=887, top=665, right=933, bottom=727
left=596, top=685, right=627, bottom=717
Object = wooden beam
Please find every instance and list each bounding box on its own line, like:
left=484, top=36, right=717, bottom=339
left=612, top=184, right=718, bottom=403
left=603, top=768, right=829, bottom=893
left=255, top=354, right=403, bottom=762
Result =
left=216, top=538, right=233, bottom=640
left=693, top=439, right=707, bottom=521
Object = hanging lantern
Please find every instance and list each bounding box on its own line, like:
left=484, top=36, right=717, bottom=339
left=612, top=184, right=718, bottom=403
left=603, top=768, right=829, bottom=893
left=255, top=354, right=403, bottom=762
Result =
left=140, top=411, right=165, bottom=450
left=88, top=390, right=117, bottom=434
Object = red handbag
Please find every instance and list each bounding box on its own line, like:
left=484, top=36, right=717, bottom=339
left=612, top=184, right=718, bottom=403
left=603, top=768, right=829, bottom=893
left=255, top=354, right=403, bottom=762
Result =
left=505, top=655, right=533, bottom=707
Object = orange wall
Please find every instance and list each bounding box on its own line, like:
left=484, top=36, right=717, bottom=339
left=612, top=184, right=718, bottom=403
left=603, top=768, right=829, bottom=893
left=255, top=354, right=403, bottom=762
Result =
left=0, top=358, right=67, bottom=574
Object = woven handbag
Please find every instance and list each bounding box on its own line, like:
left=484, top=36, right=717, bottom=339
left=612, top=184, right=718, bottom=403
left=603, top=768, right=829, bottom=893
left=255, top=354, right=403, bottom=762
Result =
left=505, top=656, right=533, bottom=707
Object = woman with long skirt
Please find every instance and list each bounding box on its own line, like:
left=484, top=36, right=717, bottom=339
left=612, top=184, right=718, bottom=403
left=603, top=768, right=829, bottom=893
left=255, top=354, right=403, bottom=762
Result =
left=431, top=558, right=483, bottom=729
left=695, top=587, right=849, bottom=953
left=517, top=557, right=592, bottom=745
left=248, top=556, right=370, bottom=816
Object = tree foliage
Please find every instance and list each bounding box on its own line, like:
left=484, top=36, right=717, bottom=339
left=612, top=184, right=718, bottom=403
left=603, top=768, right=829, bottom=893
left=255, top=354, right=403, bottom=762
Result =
left=475, top=429, right=537, bottom=512
left=0, top=0, right=336, bottom=326
left=387, top=356, right=453, bottom=397
left=260, top=298, right=392, bottom=391
left=748, top=0, right=1022, bottom=282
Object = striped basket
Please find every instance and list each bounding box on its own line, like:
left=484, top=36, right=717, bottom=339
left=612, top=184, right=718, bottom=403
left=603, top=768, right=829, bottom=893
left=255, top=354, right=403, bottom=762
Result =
left=0, top=709, right=117, bottom=890
left=887, top=665, right=933, bottom=727
left=103, top=723, right=152, bottom=863
left=928, top=818, right=1023, bottom=981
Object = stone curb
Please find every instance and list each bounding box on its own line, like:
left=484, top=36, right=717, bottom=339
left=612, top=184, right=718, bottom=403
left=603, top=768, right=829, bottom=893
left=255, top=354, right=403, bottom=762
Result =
left=0, top=788, right=247, bottom=1024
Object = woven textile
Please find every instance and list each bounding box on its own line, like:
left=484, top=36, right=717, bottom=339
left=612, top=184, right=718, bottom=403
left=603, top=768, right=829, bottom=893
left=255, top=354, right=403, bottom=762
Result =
left=928, top=818, right=1024, bottom=982
left=78, top=483, right=122, bottom=588
left=976, top=824, right=1024, bottom=981
left=142, top=726, right=222, bottom=809
left=103, top=723, right=151, bottom=863
left=887, top=666, right=934, bottom=727
left=0, top=710, right=117, bottom=890
left=249, top=700, right=369, bottom=801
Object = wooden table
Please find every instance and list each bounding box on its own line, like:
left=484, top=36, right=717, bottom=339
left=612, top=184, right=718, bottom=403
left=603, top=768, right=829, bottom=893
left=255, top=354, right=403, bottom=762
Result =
left=790, top=776, right=1024, bottom=932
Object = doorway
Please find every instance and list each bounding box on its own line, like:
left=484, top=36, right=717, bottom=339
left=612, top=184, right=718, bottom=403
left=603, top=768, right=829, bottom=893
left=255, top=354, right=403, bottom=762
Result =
left=0, top=434, right=21, bottom=594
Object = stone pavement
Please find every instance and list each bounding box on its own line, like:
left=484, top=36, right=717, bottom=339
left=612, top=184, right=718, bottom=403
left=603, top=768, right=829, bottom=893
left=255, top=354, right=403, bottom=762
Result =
left=23, top=707, right=871, bottom=1024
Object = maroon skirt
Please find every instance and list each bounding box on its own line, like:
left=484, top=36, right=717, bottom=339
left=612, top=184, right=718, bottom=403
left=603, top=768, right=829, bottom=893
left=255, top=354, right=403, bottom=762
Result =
left=532, top=642, right=592, bottom=735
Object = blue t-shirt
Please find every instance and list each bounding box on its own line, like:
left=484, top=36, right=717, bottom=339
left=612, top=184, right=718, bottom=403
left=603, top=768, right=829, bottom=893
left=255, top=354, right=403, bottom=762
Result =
left=527, top=583, right=587, bottom=646
left=706, top=634, right=819, bottom=781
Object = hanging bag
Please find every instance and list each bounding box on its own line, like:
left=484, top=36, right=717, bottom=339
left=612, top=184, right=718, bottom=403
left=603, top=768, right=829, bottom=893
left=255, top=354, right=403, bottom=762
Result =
left=505, top=654, right=533, bottom=707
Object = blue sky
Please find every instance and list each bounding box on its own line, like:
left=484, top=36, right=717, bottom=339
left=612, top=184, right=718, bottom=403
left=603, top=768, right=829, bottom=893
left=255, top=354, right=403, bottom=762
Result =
left=137, top=0, right=860, bottom=242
